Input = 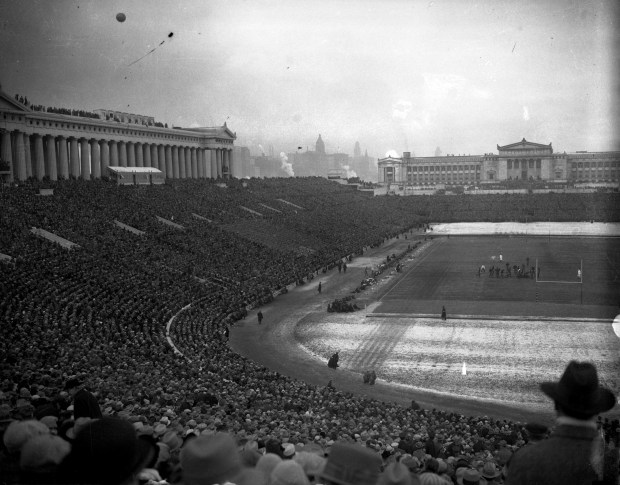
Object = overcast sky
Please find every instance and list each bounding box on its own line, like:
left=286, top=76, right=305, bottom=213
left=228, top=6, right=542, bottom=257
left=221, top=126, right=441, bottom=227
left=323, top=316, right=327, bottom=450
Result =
left=1, top=0, right=618, bottom=158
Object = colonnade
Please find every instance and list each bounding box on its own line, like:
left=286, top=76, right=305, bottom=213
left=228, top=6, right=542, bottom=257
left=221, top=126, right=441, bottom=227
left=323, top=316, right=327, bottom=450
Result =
left=0, top=129, right=234, bottom=182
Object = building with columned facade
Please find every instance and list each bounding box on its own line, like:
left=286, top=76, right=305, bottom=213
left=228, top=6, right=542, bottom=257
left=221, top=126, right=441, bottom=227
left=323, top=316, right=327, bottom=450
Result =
left=0, top=88, right=237, bottom=184
left=377, top=138, right=620, bottom=188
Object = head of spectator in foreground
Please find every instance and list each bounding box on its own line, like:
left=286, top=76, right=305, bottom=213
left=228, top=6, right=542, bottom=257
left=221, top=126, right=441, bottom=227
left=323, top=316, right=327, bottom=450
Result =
left=62, top=417, right=157, bottom=485
left=319, top=442, right=382, bottom=485
left=523, top=422, right=548, bottom=442
left=3, top=419, right=50, bottom=455
left=180, top=432, right=266, bottom=485
left=540, top=360, right=616, bottom=420
left=64, top=378, right=83, bottom=399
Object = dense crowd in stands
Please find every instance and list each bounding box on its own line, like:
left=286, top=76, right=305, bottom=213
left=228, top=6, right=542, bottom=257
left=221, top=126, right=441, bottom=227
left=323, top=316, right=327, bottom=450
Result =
left=14, top=94, right=166, bottom=126
left=1, top=178, right=619, bottom=484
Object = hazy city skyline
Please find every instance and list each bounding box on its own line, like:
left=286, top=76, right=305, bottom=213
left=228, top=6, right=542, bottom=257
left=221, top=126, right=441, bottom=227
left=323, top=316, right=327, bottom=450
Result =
left=1, top=0, right=618, bottom=159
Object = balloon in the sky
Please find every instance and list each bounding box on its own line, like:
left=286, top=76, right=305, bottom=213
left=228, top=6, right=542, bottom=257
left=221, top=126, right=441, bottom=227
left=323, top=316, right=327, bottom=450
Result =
left=613, top=315, right=620, bottom=340
left=116, top=12, right=126, bottom=23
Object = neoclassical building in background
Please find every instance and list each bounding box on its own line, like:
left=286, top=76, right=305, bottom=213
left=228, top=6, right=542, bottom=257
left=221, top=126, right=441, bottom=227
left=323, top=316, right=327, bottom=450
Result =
left=0, top=89, right=236, bottom=184
left=378, top=139, right=620, bottom=188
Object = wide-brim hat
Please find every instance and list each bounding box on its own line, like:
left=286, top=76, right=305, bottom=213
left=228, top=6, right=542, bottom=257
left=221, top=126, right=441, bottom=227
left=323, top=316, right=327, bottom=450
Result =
left=181, top=433, right=264, bottom=485
left=320, top=442, right=381, bottom=485
left=540, top=361, right=616, bottom=416
left=480, top=461, right=501, bottom=479
left=67, top=417, right=157, bottom=485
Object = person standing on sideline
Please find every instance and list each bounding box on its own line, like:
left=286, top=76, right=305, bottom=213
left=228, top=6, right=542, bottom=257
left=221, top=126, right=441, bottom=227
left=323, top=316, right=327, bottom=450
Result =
left=257, top=311, right=263, bottom=325
left=65, top=378, right=102, bottom=420
left=318, top=282, right=322, bottom=294
left=505, top=361, right=616, bottom=485
left=441, top=306, right=447, bottom=320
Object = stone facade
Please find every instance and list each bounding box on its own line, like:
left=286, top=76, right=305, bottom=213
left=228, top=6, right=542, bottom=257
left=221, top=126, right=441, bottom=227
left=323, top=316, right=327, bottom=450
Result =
left=0, top=90, right=236, bottom=183
left=378, top=139, right=620, bottom=187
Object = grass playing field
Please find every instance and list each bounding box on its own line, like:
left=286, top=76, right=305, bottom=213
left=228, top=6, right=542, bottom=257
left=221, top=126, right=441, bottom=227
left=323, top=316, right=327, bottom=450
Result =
left=374, top=235, right=620, bottom=319
left=294, top=234, right=620, bottom=416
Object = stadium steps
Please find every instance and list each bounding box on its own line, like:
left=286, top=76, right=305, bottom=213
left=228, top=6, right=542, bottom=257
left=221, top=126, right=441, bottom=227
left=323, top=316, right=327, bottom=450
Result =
left=276, top=199, right=305, bottom=210
left=240, top=206, right=263, bottom=217
left=191, top=213, right=213, bottom=223
left=30, top=227, right=80, bottom=250
left=222, top=219, right=320, bottom=255
left=156, top=216, right=185, bottom=230
left=113, top=220, right=145, bottom=236
left=259, top=203, right=282, bottom=213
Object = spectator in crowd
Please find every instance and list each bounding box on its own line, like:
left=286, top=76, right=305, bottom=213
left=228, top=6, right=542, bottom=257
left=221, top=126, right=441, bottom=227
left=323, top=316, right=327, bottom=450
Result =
left=65, top=378, right=102, bottom=420
left=506, top=361, right=616, bottom=485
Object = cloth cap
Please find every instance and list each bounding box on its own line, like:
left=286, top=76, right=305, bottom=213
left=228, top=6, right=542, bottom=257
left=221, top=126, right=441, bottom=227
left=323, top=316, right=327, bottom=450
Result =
left=270, top=460, right=310, bottom=485
left=377, top=462, right=413, bottom=485
left=256, top=453, right=283, bottom=479
left=282, top=442, right=296, bottom=457
left=180, top=433, right=262, bottom=485
left=293, top=451, right=326, bottom=477
left=20, top=434, right=71, bottom=472
left=320, top=442, right=381, bottom=485
left=3, top=420, right=50, bottom=453
left=68, top=417, right=157, bottom=485
left=419, top=472, right=447, bottom=485
left=481, top=461, right=501, bottom=479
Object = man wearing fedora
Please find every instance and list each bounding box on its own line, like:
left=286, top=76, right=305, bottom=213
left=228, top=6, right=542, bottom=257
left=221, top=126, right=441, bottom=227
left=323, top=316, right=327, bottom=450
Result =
left=505, top=360, right=616, bottom=485
left=64, top=378, right=102, bottom=420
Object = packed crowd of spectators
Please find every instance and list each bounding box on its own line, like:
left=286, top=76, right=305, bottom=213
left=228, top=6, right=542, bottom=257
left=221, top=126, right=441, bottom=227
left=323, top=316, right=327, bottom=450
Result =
left=14, top=94, right=166, bottom=126
left=1, top=178, right=619, bottom=484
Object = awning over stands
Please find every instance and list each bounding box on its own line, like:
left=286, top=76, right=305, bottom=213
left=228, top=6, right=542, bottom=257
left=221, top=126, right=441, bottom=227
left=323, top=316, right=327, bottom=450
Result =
left=107, top=166, right=164, bottom=185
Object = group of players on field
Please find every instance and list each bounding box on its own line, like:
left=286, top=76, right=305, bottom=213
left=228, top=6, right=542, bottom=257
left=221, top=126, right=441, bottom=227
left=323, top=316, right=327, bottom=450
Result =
left=478, top=255, right=540, bottom=279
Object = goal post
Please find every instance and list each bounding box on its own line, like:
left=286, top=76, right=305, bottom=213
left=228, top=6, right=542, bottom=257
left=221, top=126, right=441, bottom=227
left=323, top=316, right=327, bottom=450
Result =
left=535, top=258, right=584, bottom=305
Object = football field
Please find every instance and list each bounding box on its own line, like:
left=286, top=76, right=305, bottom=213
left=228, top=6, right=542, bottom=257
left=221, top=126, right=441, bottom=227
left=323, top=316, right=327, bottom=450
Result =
left=374, top=235, right=620, bottom=318
left=294, top=235, right=620, bottom=416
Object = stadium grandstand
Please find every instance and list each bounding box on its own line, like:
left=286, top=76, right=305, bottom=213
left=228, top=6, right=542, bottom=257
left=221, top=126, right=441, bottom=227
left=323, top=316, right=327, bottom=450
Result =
left=1, top=177, right=619, bottom=484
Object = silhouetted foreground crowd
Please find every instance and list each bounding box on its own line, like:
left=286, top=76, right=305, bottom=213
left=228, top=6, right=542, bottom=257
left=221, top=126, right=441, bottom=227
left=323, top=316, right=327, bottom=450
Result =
left=1, top=178, right=619, bottom=484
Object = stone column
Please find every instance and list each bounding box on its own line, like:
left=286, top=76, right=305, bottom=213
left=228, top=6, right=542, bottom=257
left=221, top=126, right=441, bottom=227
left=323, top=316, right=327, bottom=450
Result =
left=158, top=145, right=166, bottom=177
left=172, top=146, right=179, bottom=178
left=14, top=132, right=27, bottom=181
left=118, top=141, right=127, bottom=167
left=143, top=143, right=151, bottom=168
left=191, top=148, right=198, bottom=178
left=80, top=138, right=90, bottom=180
left=58, top=136, right=69, bottom=179
left=90, top=139, right=101, bottom=179
left=100, top=140, right=110, bottom=176
left=35, top=134, right=46, bottom=180
left=1, top=130, right=14, bottom=182
left=210, top=149, right=216, bottom=179
left=150, top=144, right=158, bottom=170
left=217, top=149, right=223, bottom=178
left=227, top=149, right=234, bottom=178
left=186, top=147, right=192, bottom=178
left=127, top=142, right=135, bottom=167
left=197, top=149, right=203, bottom=178
left=45, top=135, right=57, bottom=181
left=69, top=138, right=80, bottom=178
left=135, top=142, right=143, bottom=167
left=109, top=140, right=118, bottom=167
left=165, top=145, right=172, bottom=177
left=178, top=146, right=186, bottom=178
left=225, top=149, right=231, bottom=178
left=24, top=134, right=33, bottom=179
